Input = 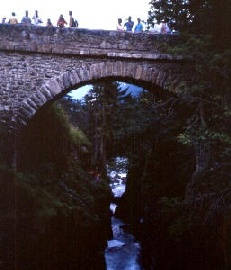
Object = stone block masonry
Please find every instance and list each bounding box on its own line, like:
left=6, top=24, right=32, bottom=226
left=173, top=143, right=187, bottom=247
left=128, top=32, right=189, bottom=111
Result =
left=0, top=24, right=193, bottom=130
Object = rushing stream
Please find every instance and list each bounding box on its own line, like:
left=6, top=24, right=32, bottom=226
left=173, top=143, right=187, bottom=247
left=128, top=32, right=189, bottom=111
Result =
left=105, top=158, right=142, bottom=270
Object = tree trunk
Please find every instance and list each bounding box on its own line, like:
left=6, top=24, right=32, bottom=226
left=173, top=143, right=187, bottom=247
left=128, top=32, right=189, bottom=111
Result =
left=185, top=142, right=210, bottom=201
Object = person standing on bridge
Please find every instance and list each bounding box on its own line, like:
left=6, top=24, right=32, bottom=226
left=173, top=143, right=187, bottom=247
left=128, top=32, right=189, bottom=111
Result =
left=57, top=15, right=67, bottom=28
left=8, top=12, right=18, bottom=24
left=32, top=10, right=43, bottom=26
left=21, top=11, right=31, bottom=25
left=69, top=11, right=78, bottom=27
left=116, top=18, right=124, bottom=31
left=134, top=18, right=143, bottom=33
left=46, top=18, right=53, bottom=27
left=124, top=16, right=134, bottom=32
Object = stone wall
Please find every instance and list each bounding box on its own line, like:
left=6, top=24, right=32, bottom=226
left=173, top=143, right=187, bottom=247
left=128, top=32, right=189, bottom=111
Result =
left=0, top=24, right=182, bottom=58
left=0, top=24, right=192, bottom=130
left=0, top=54, right=190, bottom=128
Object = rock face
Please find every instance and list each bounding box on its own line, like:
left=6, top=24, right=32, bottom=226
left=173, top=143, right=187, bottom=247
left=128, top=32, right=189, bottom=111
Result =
left=115, top=135, right=231, bottom=270
left=0, top=24, right=193, bottom=130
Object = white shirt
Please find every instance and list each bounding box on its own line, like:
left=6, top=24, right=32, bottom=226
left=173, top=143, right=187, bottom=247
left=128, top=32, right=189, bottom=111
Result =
left=32, top=16, right=43, bottom=25
left=117, top=24, right=124, bottom=31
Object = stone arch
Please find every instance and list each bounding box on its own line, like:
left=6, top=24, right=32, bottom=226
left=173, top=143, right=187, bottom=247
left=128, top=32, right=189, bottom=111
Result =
left=16, top=61, right=178, bottom=128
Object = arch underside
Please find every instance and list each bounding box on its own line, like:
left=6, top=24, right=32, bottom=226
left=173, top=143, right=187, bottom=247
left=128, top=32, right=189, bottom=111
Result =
left=16, top=61, right=185, bottom=128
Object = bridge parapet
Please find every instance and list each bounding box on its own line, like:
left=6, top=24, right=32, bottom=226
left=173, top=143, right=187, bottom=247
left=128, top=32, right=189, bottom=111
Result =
left=0, top=24, right=182, bottom=60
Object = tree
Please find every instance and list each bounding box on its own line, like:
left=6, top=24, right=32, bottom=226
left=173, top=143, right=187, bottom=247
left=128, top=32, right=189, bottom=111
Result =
left=80, top=81, right=127, bottom=174
left=148, top=0, right=231, bottom=47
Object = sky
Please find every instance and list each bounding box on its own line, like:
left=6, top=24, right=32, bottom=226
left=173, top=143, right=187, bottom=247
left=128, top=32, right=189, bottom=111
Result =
left=0, top=0, right=150, bottom=30
left=68, top=82, right=144, bottom=100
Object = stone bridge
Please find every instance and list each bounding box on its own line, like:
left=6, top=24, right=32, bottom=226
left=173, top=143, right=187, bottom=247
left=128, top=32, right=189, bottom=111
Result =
left=0, top=24, right=193, bottom=131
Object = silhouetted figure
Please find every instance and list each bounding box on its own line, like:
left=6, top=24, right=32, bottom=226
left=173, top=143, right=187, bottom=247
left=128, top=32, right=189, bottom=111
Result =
left=21, top=11, right=31, bottom=25
left=69, top=11, right=78, bottom=27
left=32, top=10, right=43, bottom=25
left=57, top=14, right=67, bottom=28
left=46, top=18, right=53, bottom=27
left=134, top=18, right=143, bottom=33
left=124, top=16, right=134, bottom=32
left=2, top=18, right=6, bottom=24
left=117, top=18, right=124, bottom=31
left=160, top=22, right=167, bottom=34
left=9, top=12, right=18, bottom=24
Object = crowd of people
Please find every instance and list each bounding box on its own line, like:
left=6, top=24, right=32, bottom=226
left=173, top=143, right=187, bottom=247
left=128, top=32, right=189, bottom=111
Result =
left=1, top=10, right=78, bottom=28
left=117, top=16, right=170, bottom=34
left=117, top=16, right=144, bottom=33
left=1, top=11, right=170, bottom=34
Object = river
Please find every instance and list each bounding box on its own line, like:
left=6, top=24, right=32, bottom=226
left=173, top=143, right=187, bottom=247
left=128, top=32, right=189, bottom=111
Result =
left=105, top=158, right=142, bottom=270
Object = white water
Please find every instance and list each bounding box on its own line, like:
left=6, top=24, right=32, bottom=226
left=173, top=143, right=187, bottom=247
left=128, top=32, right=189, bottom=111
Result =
left=105, top=158, right=142, bottom=270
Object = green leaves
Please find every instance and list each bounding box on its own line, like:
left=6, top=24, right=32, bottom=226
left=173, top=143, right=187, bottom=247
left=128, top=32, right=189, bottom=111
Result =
left=148, top=0, right=231, bottom=43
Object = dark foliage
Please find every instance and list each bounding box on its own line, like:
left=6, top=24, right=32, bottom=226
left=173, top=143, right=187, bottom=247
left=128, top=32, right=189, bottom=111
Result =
left=0, top=103, right=111, bottom=270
